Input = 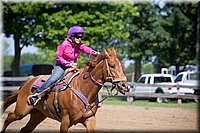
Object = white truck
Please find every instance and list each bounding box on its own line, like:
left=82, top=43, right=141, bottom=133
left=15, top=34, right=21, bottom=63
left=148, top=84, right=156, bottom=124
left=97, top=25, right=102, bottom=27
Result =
left=127, top=73, right=175, bottom=103
left=127, top=71, right=199, bottom=103
left=173, top=71, right=198, bottom=95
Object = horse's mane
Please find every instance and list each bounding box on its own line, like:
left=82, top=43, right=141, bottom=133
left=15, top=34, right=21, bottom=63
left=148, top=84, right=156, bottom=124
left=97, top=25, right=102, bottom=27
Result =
left=85, top=47, right=117, bottom=69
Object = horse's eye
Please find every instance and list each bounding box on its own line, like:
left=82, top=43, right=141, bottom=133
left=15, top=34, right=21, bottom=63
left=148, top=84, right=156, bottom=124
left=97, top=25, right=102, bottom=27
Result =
left=110, top=63, right=115, bottom=68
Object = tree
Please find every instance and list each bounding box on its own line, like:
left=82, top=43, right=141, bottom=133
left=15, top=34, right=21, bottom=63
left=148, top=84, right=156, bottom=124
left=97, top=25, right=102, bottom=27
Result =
left=156, top=3, right=197, bottom=73
left=32, top=3, right=138, bottom=52
left=2, top=38, right=13, bottom=72
left=122, top=3, right=166, bottom=81
left=3, top=2, right=139, bottom=76
left=4, top=2, right=196, bottom=79
left=3, top=3, right=54, bottom=76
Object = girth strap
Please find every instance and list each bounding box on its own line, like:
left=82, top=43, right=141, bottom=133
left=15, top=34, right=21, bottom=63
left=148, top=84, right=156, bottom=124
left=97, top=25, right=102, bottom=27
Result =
left=43, top=100, right=55, bottom=118
left=53, top=85, right=61, bottom=119
left=70, top=88, right=90, bottom=107
left=69, top=87, right=98, bottom=111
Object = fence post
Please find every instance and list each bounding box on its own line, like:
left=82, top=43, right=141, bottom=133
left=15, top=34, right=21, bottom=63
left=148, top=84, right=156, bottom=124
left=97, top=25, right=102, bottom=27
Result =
left=131, top=73, right=134, bottom=82
left=177, top=83, right=182, bottom=104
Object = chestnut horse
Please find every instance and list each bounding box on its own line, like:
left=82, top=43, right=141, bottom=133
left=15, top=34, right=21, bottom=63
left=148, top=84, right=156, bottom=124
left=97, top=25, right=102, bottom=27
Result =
left=1, top=48, right=127, bottom=133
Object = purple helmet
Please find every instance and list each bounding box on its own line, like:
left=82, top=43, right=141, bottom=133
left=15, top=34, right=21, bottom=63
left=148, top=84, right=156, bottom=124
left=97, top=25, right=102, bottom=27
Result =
left=68, top=25, right=85, bottom=37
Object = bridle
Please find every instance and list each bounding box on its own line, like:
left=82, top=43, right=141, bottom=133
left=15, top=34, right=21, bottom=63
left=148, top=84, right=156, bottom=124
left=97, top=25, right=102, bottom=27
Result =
left=88, top=58, right=123, bottom=98
left=89, top=59, right=114, bottom=86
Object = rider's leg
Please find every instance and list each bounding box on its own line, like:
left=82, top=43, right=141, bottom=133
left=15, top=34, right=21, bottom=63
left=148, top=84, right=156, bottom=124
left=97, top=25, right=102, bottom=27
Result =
left=34, top=64, right=66, bottom=94
left=28, top=64, right=66, bottom=105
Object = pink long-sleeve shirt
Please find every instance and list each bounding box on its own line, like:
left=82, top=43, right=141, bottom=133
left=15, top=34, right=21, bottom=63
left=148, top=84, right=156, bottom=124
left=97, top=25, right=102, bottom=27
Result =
left=56, top=38, right=96, bottom=67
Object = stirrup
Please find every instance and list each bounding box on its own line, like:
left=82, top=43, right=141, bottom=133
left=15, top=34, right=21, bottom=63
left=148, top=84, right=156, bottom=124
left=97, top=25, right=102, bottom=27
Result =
left=27, top=93, right=41, bottom=106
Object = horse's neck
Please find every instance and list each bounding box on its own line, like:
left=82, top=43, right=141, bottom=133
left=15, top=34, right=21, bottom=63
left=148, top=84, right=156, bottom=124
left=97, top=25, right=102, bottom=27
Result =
left=79, top=61, right=105, bottom=103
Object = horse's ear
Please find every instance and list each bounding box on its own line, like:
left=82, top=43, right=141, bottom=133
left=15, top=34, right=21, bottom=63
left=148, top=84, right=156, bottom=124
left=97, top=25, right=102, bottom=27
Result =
left=110, top=47, right=116, bottom=55
left=104, top=50, right=109, bottom=58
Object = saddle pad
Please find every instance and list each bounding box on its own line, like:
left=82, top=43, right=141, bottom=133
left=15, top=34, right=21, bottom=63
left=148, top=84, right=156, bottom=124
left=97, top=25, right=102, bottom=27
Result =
left=32, top=72, right=79, bottom=91
left=64, top=71, right=79, bottom=84
left=32, top=75, right=50, bottom=88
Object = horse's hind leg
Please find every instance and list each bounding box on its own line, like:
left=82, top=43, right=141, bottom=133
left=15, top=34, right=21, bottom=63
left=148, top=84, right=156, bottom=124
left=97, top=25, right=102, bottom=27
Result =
left=1, top=96, right=33, bottom=132
left=20, top=109, right=46, bottom=133
left=1, top=107, right=30, bottom=132
left=1, top=111, right=18, bottom=132
left=1, top=105, right=33, bottom=132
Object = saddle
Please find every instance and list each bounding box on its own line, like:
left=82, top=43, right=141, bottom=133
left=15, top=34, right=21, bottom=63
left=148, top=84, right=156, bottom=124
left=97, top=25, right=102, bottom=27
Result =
left=32, top=68, right=79, bottom=91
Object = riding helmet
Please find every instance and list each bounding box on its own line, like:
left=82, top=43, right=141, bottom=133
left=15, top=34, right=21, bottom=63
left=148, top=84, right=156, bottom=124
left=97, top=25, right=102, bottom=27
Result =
left=68, top=25, right=85, bottom=37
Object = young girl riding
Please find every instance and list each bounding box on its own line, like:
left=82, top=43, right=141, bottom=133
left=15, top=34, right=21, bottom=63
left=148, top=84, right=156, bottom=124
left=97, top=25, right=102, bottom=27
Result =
left=28, top=25, right=99, bottom=105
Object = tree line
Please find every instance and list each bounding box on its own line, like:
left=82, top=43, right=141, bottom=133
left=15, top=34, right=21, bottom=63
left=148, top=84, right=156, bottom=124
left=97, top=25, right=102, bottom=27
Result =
left=2, top=2, right=199, bottom=81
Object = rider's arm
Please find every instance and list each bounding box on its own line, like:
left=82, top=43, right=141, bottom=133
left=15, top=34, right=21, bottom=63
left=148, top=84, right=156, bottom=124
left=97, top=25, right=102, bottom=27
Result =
left=80, top=44, right=98, bottom=56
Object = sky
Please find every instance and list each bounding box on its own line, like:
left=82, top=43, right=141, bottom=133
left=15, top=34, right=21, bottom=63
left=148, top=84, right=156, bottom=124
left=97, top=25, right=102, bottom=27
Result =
left=2, top=34, right=38, bottom=55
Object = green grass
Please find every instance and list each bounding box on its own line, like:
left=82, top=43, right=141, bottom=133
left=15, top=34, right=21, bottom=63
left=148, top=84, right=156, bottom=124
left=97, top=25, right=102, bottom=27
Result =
left=103, top=96, right=199, bottom=109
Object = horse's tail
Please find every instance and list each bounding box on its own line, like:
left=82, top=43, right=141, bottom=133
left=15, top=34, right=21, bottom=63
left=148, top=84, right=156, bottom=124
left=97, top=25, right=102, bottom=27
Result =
left=2, top=76, right=33, bottom=114
left=2, top=92, right=18, bottom=113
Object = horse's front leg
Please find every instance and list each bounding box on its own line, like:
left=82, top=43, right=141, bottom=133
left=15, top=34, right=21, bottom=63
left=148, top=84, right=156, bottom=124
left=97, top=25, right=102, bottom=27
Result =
left=82, top=116, right=96, bottom=133
left=60, top=113, right=70, bottom=133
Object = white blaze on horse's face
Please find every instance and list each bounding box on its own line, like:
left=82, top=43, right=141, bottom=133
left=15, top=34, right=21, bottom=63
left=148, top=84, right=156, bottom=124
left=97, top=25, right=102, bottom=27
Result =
left=105, top=48, right=127, bottom=82
left=111, top=57, right=127, bottom=82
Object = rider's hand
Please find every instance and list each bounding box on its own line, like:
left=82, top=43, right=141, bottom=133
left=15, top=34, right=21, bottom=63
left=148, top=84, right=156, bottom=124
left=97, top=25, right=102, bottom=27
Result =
left=94, top=51, right=100, bottom=56
left=71, top=63, right=77, bottom=68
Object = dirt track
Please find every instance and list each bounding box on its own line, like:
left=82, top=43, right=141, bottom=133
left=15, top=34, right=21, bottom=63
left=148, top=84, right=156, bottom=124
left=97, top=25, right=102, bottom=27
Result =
left=1, top=103, right=198, bottom=132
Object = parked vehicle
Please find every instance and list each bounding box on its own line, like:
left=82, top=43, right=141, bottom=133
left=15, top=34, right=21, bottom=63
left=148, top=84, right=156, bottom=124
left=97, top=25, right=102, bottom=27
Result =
left=20, top=64, right=54, bottom=76
left=172, top=71, right=199, bottom=102
left=3, top=64, right=54, bottom=77
left=173, top=71, right=198, bottom=95
left=127, top=74, right=174, bottom=103
left=3, top=64, right=54, bottom=87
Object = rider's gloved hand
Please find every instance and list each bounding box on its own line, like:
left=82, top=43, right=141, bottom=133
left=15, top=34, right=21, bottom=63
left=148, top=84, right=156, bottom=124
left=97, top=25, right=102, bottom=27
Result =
left=71, top=63, right=77, bottom=68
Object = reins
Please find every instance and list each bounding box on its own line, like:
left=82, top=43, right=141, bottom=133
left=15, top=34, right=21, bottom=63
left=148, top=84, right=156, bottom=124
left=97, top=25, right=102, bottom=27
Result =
left=89, top=74, right=104, bottom=86
left=88, top=59, right=114, bottom=86
left=86, top=58, right=120, bottom=103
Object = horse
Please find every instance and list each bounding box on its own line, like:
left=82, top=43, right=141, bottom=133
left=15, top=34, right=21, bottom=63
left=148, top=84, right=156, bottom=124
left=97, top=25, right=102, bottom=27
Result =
left=1, top=47, right=128, bottom=133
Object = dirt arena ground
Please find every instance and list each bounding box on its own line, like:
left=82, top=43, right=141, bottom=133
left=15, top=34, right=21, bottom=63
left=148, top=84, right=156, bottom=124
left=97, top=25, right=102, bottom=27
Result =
left=1, top=102, right=199, bottom=133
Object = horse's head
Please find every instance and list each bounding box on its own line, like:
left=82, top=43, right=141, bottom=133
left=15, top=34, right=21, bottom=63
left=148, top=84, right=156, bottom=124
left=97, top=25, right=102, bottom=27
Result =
left=86, top=47, right=128, bottom=94
left=104, top=48, right=127, bottom=82
left=87, top=47, right=127, bottom=83
left=94, top=47, right=127, bottom=84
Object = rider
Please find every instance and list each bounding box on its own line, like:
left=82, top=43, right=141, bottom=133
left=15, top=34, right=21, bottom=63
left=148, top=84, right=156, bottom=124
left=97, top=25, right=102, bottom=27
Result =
left=28, top=25, right=99, bottom=106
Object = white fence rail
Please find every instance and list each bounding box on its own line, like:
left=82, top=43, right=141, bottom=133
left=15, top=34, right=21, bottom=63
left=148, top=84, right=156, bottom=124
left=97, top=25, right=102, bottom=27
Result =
left=131, top=83, right=199, bottom=89
left=1, top=77, right=199, bottom=103
left=1, top=76, right=32, bottom=92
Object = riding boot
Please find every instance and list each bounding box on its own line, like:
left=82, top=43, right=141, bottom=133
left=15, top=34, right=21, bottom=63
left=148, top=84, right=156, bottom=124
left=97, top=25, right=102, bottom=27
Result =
left=27, top=88, right=50, bottom=106
left=27, top=93, right=41, bottom=106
